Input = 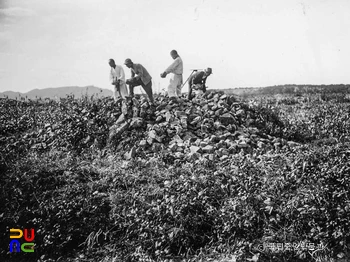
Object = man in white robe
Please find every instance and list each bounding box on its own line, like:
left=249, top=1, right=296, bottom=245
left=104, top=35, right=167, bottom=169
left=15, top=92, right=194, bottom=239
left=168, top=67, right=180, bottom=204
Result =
left=160, top=50, right=183, bottom=98
left=109, top=59, right=128, bottom=100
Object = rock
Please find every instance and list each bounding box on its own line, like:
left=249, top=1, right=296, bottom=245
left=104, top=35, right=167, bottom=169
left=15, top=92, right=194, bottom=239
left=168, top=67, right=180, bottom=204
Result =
left=115, top=113, right=126, bottom=125
left=287, top=141, right=299, bottom=148
left=151, top=143, right=162, bottom=152
left=190, top=145, right=201, bottom=154
left=175, top=110, right=186, bottom=117
left=226, top=124, right=236, bottom=132
left=108, top=121, right=130, bottom=143
left=214, top=121, right=225, bottom=130
left=180, top=116, right=188, bottom=129
left=148, top=130, right=157, bottom=139
left=165, top=111, right=173, bottom=122
left=174, top=152, right=184, bottom=159
left=124, top=146, right=137, bottom=160
left=156, top=103, right=167, bottom=111
left=139, top=140, right=147, bottom=148
left=220, top=155, right=229, bottom=160
left=188, top=152, right=201, bottom=161
left=200, top=141, right=208, bottom=148
left=228, top=145, right=238, bottom=153
left=220, top=113, right=235, bottom=125
left=176, top=146, right=184, bottom=153
left=207, top=154, right=215, bottom=161
left=182, top=132, right=198, bottom=142
left=190, top=116, right=202, bottom=125
left=147, top=137, right=154, bottom=145
left=130, top=117, right=143, bottom=128
left=274, top=143, right=281, bottom=150
left=257, top=141, right=265, bottom=148
left=216, top=150, right=223, bottom=157
left=209, top=135, right=219, bottom=143
left=216, top=140, right=227, bottom=149
left=221, top=148, right=229, bottom=155
left=237, top=143, right=249, bottom=148
left=202, top=104, right=209, bottom=111
left=202, top=145, right=214, bottom=153
left=172, top=135, right=183, bottom=143
left=169, top=143, right=177, bottom=152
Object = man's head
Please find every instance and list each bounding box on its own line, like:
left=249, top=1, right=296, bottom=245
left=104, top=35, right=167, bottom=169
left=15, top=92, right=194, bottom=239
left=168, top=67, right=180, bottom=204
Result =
left=204, top=67, right=212, bottom=76
left=124, top=58, right=133, bottom=68
left=170, top=50, right=178, bottom=59
left=109, top=59, right=116, bottom=68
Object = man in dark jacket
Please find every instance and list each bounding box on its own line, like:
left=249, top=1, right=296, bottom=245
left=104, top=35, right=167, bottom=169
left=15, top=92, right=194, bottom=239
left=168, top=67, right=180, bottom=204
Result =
left=124, top=58, right=154, bottom=103
left=187, top=67, right=212, bottom=100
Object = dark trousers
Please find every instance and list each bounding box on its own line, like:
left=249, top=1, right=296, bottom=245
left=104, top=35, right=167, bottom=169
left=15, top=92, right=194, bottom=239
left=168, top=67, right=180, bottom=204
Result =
left=128, top=78, right=154, bottom=103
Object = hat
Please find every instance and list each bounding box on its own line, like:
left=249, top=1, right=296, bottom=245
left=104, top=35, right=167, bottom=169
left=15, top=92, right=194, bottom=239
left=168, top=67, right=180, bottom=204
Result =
left=124, top=58, right=133, bottom=65
left=205, top=67, right=212, bottom=74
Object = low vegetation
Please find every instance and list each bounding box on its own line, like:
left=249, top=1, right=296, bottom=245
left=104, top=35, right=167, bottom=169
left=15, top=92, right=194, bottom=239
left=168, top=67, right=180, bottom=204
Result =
left=1, top=87, right=350, bottom=261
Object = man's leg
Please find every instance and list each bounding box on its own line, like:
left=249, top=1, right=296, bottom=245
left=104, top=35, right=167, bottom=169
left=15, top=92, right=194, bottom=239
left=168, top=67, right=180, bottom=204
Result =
left=142, top=81, right=154, bottom=103
left=119, top=82, right=129, bottom=98
left=127, top=78, right=143, bottom=98
left=196, top=89, right=204, bottom=99
left=168, top=74, right=177, bottom=97
left=175, top=75, right=183, bottom=97
left=114, top=85, right=123, bottom=101
left=128, top=84, right=135, bottom=97
left=188, top=80, right=193, bottom=100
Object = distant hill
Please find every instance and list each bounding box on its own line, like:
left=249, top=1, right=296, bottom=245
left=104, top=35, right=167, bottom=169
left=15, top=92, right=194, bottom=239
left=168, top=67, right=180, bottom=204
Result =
left=211, top=84, right=350, bottom=96
left=209, top=87, right=259, bottom=95
left=256, top=84, right=350, bottom=95
left=0, top=85, right=113, bottom=100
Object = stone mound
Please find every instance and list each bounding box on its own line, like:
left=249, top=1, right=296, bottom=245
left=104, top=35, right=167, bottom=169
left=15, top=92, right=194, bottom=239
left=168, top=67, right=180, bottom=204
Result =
left=108, top=92, right=298, bottom=163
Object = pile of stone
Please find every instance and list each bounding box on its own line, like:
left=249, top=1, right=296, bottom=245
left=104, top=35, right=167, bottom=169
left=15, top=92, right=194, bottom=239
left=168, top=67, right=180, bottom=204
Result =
left=108, top=92, right=299, bottom=162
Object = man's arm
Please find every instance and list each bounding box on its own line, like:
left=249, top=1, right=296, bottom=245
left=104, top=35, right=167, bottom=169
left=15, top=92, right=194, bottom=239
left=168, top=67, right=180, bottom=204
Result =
left=164, top=58, right=180, bottom=74
left=190, top=71, right=202, bottom=85
left=109, top=69, right=115, bottom=84
left=118, top=67, right=125, bottom=82
left=187, top=75, right=194, bottom=100
left=202, top=75, right=208, bottom=88
left=133, top=64, right=144, bottom=80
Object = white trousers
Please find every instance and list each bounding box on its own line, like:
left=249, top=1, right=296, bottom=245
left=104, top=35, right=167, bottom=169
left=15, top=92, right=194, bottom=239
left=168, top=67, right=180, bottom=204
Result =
left=168, top=74, right=183, bottom=97
left=114, top=81, right=128, bottom=100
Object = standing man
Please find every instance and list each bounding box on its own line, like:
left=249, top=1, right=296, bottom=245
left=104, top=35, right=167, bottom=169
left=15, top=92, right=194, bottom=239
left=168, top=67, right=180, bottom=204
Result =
left=124, top=58, right=154, bottom=103
left=187, top=67, right=212, bottom=100
left=109, top=59, right=129, bottom=101
left=160, top=50, right=183, bottom=98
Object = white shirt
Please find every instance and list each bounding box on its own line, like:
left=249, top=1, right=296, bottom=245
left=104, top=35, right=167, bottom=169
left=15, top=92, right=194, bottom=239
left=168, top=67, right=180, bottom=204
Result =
left=109, top=65, right=126, bottom=84
left=165, top=56, right=183, bottom=75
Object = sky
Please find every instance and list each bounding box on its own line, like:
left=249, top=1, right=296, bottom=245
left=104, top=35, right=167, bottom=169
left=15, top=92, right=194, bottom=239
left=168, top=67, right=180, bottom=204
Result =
left=0, top=0, right=349, bottom=94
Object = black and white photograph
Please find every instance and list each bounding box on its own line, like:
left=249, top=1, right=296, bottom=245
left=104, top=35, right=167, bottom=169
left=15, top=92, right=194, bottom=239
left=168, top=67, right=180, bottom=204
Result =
left=1, top=0, right=350, bottom=261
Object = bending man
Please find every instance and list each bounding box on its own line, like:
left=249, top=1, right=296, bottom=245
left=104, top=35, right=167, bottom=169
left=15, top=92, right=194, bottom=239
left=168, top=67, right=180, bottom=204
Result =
left=187, top=67, right=212, bottom=100
left=160, top=50, right=183, bottom=98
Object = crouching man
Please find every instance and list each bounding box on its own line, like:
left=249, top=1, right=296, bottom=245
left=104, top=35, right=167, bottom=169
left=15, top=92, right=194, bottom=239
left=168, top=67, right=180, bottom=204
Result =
left=124, top=58, right=154, bottom=103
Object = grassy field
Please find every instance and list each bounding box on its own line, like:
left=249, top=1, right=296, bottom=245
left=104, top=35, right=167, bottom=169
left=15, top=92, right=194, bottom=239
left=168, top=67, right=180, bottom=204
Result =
left=1, top=88, right=350, bottom=262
